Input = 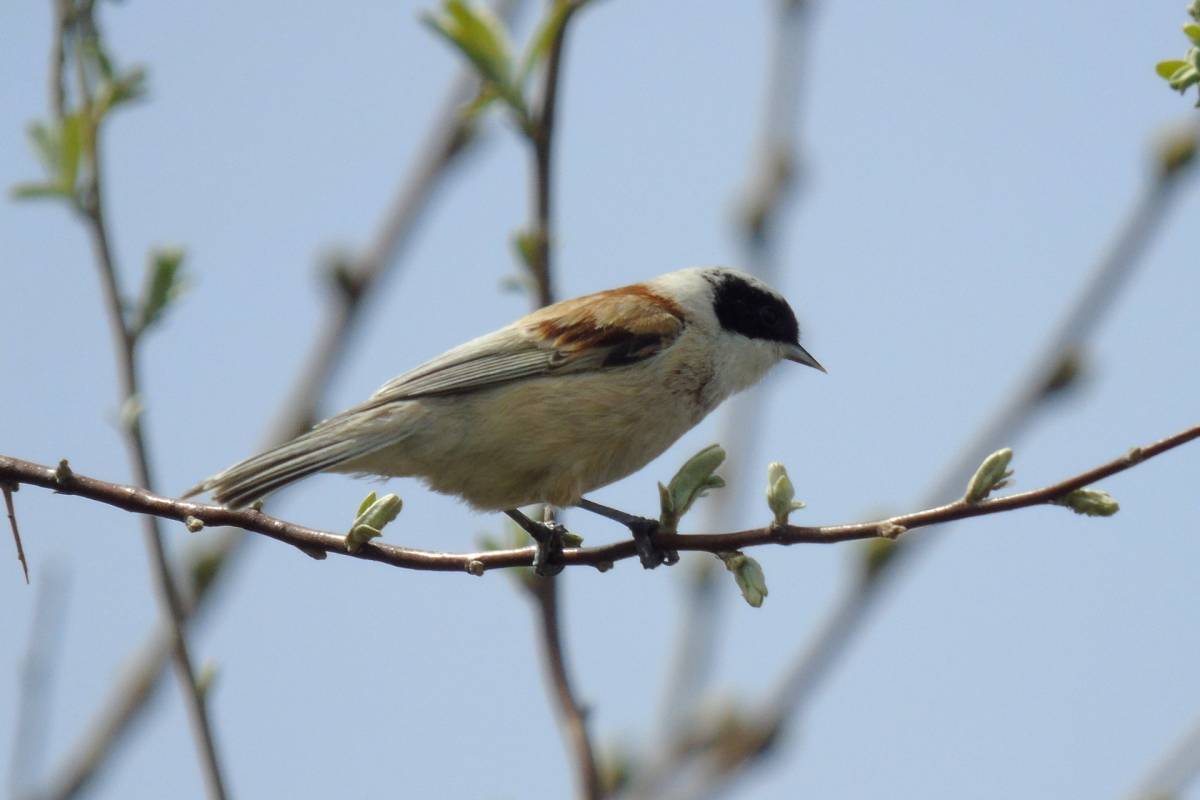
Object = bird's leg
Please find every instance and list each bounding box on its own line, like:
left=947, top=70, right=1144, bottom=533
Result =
left=505, top=508, right=566, bottom=577
left=576, top=498, right=679, bottom=570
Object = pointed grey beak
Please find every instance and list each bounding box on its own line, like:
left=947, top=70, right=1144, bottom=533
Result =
left=786, top=343, right=826, bottom=373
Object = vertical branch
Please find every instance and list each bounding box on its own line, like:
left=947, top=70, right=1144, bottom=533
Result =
left=3, top=483, right=29, bottom=583
left=650, top=0, right=816, bottom=779
left=529, top=577, right=601, bottom=799
left=683, top=125, right=1200, bottom=797
left=33, top=3, right=528, bottom=797
left=521, top=3, right=601, bottom=798
left=66, top=10, right=229, bottom=796
left=765, top=126, right=1197, bottom=720
left=9, top=569, right=69, bottom=798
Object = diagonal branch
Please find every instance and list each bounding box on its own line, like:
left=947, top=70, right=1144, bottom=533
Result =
left=32, top=3, right=528, bottom=796
left=519, top=3, right=602, bottom=797
left=669, top=122, right=1200, bottom=798
left=56, top=6, right=229, bottom=795
left=3, top=482, right=29, bottom=584
left=2, top=421, right=1195, bottom=573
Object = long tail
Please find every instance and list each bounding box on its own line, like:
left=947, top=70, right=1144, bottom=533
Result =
left=184, top=414, right=394, bottom=508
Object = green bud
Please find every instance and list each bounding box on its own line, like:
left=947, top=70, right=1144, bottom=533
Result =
left=184, top=516, right=204, bottom=533
left=119, top=395, right=144, bottom=431
left=1156, top=125, right=1198, bottom=177
left=195, top=661, right=219, bottom=697
left=1052, top=488, right=1119, bottom=517
left=964, top=448, right=1014, bottom=503
left=765, top=462, right=806, bottom=527
left=466, top=559, right=486, bottom=576
left=861, top=538, right=899, bottom=582
left=718, top=551, right=768, bottom=608
left=346, top=491, right=402, bottom=552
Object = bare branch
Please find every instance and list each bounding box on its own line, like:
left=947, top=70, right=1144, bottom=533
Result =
left=35, top=2, right=529, bottom=795
left=520, top=4, right=602, bottom=796
left=678, top=122, right=1200, bottom=798
left=1126, top=709, right=1200, bottom=799
left=54, top=6, right=229, bottom=795
left=766, top=124, right=1200, bottom=716
left=10, top=568, right=68, bottom=798
left=3, top=483, right=29, bottom=584
left=2, top=422, right=1195, bottom=573
left=529, top=577, right=602, bottom=799
left=657, top=0, right=818, bottom=765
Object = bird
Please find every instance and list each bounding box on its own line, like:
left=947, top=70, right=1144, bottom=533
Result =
left=186, top=266, right=824, bottom=574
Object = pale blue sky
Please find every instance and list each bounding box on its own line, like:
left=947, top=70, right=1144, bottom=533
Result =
left=3, top=2, right=1200, bottom=798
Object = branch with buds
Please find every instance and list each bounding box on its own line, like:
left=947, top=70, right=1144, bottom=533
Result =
left=4, top=422, right=1195, bottom=592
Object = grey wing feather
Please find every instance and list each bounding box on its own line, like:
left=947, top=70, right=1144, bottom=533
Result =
left=367, top=329, right=593, bottom=404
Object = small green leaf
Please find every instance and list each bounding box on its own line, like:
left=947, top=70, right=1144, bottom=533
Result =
left=964, top=448, right=1013, bottom=503
left=1051, top=488, right=1119, bottom=517
left=422, top=0, right=526, bottom=118
left=94, top=66, right=147, bottom=120
left=517, top=0, right=571, bottom=86
left=511, top=227, right=539, bottom=271
left=28, top=121, right=61, bottom=174
left=353, top=492, right=403, bottom=532
left=660, top=444, right=726, bottom=531
left=1185, top=22, right=1200, bottom=45
left=11, top=182, right=73, bottom=201
left=58, top=113, right=84, bottom=191
left=134, top=247, right=186, bottom=336
left=356, top=491, right=378, bottom=519
left=718, top=552, right=768, bottom=608
left=1158, top=59, right=1190, bottom=79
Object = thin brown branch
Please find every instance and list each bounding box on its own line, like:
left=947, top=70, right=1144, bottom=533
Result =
left=657, top=0, right=817, bottom=761
left=529, top=577, right=602, bottom=799
left=765, top=125, right=1200, bottom=714
left=3, top=482, right=29, bottom=584
left=62, top=8, right=228, bottom=795
left=2, top=422, right=1195, bottom=573
left=521, top=4, right=601, bottom=796
left=524, top=0, right=583, bottom=308
left=676, top=124, right=1200, bottom=798
left=35, top=3, right=527, bottom=795
left=1126, top=709, right=1200, bottom=799
left=10, top=568, right=68, bottom=798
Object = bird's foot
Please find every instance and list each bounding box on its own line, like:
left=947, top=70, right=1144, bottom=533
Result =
left=505, top=509, right=566, bottom=577
left=575, top=498, right=678, bottom=570
left=627, top=516, right=679, bottom=570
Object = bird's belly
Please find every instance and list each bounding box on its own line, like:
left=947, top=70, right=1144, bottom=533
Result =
left=354, top=367, right=711, bottom=510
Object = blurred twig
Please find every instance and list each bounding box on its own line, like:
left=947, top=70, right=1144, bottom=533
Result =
left=42, top=4, right=230, bottom=795
left=9, top=568, right=68, bottom=798
left=3, top=482, right=29, bottom=583
left=30, top=1, right=526, bottom=797
left=517, top=2, right=602, bottom=796
left=651, top=1, right=817, bottom=790
left=1127, top=710, right=1200, bottom=799
left=674, top=123, right=1200, bottom=796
